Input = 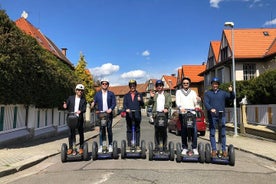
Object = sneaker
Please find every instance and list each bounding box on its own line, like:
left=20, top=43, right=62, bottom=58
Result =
left=98, top=146, right=103, bottom=153
left=108, top=145, right=113, bottom=152
left=79, top=148, right=83, bottom=155
left=212, top=150, right=217, bottom=157
left=181, top=149, right=188, bottom=155
left=193, top=149, right=199, bottom=155
left=67, top=149, right=73, bottom=155
left=222, top=151, right=228, bottom=157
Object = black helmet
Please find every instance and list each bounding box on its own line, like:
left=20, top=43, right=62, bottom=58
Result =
left=129, top=79, right=137, bottom=87
left=211, top=77, right=220, bottom=84
left=182, top=76, right=191, bottom=84
left=155, top=80, right=164, bottom=87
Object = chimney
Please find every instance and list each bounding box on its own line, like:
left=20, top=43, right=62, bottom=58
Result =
left=61, top=48, right=67, bottom=56
left=171, top=74, right=176, bottom=77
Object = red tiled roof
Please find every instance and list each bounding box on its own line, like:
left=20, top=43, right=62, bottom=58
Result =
left=182, top=65, right=206, bottom=83
left=266, top=38, right=276, bottom=56
left=210, top=41, right=220, bottom=63
left=15, top=17, right=74, bottom=68
left=224, top=28, right=276, bottom=58
left=163, top=75, right=177, bottom=89
left=109, top=83, right=148, bottom=96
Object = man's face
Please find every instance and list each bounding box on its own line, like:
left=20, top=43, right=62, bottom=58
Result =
left=211, top=82, right=219, bottom=90
left=129, top=84, right=136, bottom=92
left=156, top=84, right=163, bottom=92
left=101, top=82, right=109, bottom=90
left=76, top=89, right=84, bottom=97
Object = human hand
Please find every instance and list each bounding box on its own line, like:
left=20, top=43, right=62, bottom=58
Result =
left=63, top=102, right=67, bottom=109
left=106, top=109, right=112, bottom=113
left=150, top=90, right=155, bottom=97
left=126, top=109, right=130, bottom=113
left=211, top=108, right=216, bottom=113
left=163, top=109, right=168, bottom=113
left=138, top=95, right=141, bottom=101
left=228, top=85, right=233, bottom=92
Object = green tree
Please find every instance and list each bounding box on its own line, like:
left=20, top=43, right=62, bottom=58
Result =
left=0, top=9, right=76, bottom=108
left=75, top=53, right=95, bottom=103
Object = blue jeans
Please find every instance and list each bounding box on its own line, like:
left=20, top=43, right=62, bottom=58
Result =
left=179, top=114, right=197, bottom=149
left=99, top=119, right=113, bottom=146
left=209, top=116, right=226, bottom=151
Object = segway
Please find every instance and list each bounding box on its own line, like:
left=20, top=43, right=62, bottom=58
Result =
left=205, top=111, right=235, bottom=166
left=61, top=112, right=89, bottom=162
left=91, top=111, right=119, bottom=160
left=148, top=112, right=174, bottom=161
left=121, top=110, right=146, bottom=159
left=176, top=109, right=205, bottom=163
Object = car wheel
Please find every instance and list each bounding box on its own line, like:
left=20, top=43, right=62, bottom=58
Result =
left=200, top=131, right=206, bottom=136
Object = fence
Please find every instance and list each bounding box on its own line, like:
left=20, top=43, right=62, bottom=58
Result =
left=225, top=104, right=276, bottom=126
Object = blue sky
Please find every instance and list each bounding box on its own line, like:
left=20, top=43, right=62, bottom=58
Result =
left=1, top=0, right=276, bottom=86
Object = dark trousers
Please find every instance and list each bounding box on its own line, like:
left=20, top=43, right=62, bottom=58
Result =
left=68, top=120, right=84, bottom=149
left=154, top=126, right=168, bottom=150
left=126, top=117, right=141, bottom=146
left=99, top=118, right=113, bottom=146
left=179, top=114, right=197, bottom=149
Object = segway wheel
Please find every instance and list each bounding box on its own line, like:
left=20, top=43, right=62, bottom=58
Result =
left=228, top=144, right=235, bottom=166
left=205, top=143, right=211, bottom=163
left=198, top=142, right=205, bottom=163
left=169, top=141, right=175, bottom=161
left=61, top=143, right=67, bottom=163
left=113, top=140, right=119, bottom=159
left=141, top=140, right=146, bottom=159
left=148, top=142, right=153, bottom=161
left=121, top=140, right=126, bottom=159
left=176, top=142, right=182, bottom=163
left=92, top=141, right=98, bottom=160
left=83, top=142, right=89, bottom=161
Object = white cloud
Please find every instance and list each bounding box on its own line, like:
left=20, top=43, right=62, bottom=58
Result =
left=89, top=63, right=119, bottom=77
left=264, top=18, right=276, bottom=26
left=210, top=0, right=223, bottom=8
left=142, top=50, right=150, bottom=57
left=121, top=70, right=147, bottom=79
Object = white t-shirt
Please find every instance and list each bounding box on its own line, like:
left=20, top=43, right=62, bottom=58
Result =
left=156, top=92, right=165, bottom=112
left=74, top=96, right=81, bottom=116
left=102, top=91, right=108, bottom=111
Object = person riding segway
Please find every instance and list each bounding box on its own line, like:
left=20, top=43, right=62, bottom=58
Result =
left=204, top=77, right=235, bottom=166
left=61, top=84, right=89, bottom=162
left=175, top=77, right=205, bottom=163
left=121, top=80, right=146, bottom=159
left=147, top=80, right=174, bottom=161
left=91, top=79, right=118, bottom=160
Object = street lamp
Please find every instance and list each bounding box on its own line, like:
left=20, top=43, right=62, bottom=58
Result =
left=224, top=21, right=238, bottom=136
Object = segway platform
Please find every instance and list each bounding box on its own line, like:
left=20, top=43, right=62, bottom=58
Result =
left=91, top=141, right=119, bottom=160
left=148, top=141, right=174, bottom=161
left=205, top=143, right=235, bottom=166
left=121, top=140, right=147, bottom=159
left=176, top=142, right=205, bottom=163
left=61, top=142, right=89, bottom=162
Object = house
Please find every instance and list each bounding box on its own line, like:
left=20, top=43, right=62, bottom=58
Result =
left=15, top=16, right=74, bottom=69
left=201, top=28, right=276, bottom=90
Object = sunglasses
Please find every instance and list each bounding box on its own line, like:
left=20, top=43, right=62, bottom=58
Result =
left=183, top=83, right=189, bottom=85
left=101, top=83, right=108, bottom=85
left=76, top=89, right=84, bottom=92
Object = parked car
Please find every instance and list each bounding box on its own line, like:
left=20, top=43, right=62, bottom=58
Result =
left=168, top=108, right=206, bottom=136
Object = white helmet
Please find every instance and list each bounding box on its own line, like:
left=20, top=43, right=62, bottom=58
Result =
left=75, top=84, right=85, bottom=90
left=100, top=78, right=109, bottom=85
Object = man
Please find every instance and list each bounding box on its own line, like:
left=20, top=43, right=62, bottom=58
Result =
left=123, top=79, right=144, bottom=147
left=63, top=84, right=87, bottom=155
left=204, top=77, right=235, bottom=157
left=148, top=80, right=171, bottom=150
left=93, top=79, right=116, bottom=152
left=175, top=77, right=200, bottom=155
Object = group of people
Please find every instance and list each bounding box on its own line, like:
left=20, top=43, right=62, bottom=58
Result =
left=63, top=76, right=235, bottom=157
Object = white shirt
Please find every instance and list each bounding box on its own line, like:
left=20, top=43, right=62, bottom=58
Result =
left=102, top=90, right=108, bottom=111
left=176, top=88, right=198, bottom=110
left=156, top=92, right=165, bottom=112
left=74, top=96, right=80, bottom=116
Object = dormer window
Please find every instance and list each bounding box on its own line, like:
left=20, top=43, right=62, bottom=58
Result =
left=263, top=31, right=269, bottom=36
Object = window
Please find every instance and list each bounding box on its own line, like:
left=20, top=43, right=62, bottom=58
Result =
left=243, top=64, right=256, bottom=80
left=221, top=47, right=228, bottom=61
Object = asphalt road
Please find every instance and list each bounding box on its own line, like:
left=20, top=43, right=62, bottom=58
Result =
left=2, top=115, right=276, bottom=184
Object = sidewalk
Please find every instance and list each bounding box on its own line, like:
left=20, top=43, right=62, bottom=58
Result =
left=0, top=116, right=275, bottom=178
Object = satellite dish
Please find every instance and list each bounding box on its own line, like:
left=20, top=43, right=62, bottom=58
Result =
left=21, top=11, right=28, bottom=19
